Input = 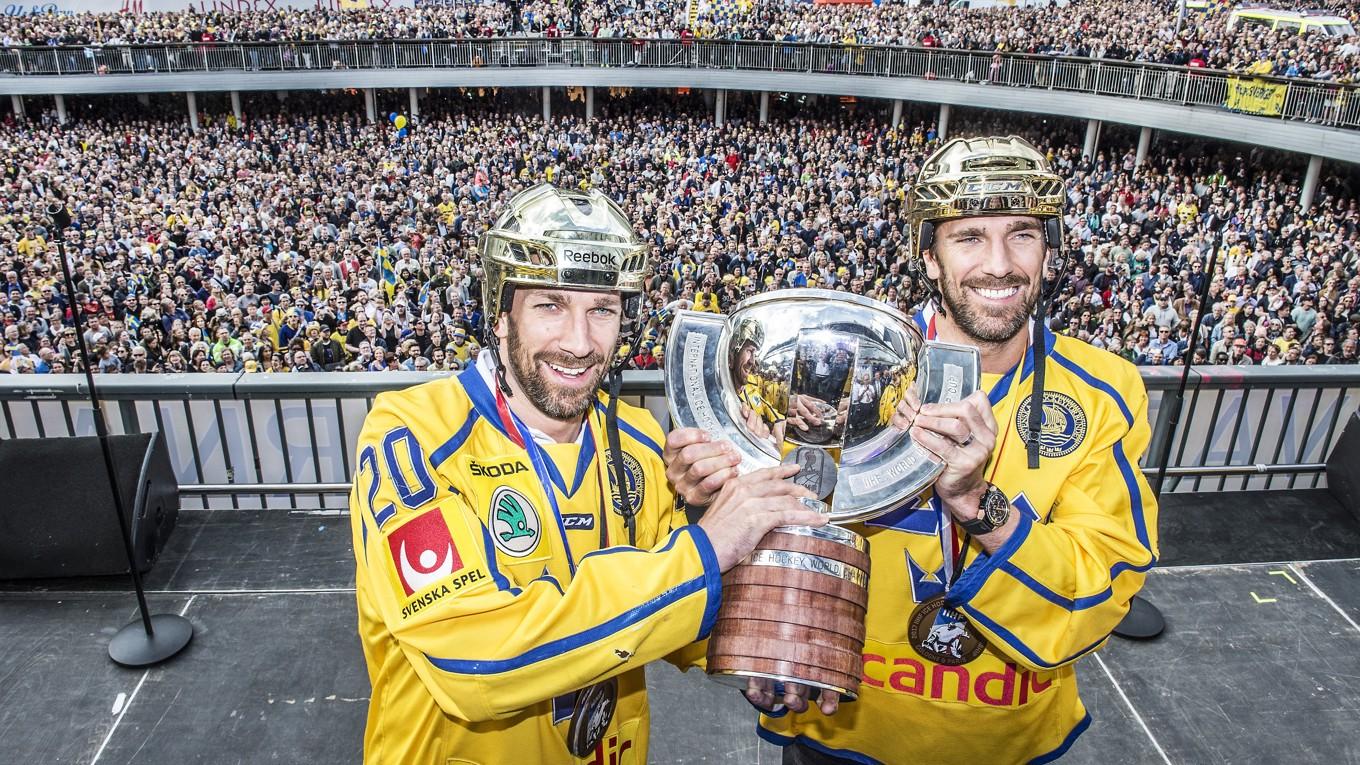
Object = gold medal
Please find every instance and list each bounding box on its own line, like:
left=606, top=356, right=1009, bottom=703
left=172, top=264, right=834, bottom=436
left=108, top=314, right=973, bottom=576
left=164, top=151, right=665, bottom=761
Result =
left=908, top=594, right=987, bottom=666
left=566, top=677, right=618, bottom=758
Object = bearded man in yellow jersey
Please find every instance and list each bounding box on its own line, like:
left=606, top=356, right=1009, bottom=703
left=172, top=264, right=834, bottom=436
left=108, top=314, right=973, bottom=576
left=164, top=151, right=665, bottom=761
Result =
left=350, top=183, right=827, bottom=764
left=751, top=137, right=1159, bottom=764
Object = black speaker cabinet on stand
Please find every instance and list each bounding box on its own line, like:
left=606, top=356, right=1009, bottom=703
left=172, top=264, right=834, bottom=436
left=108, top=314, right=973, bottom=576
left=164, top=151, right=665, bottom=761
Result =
left=1326, top=411, right=1360, bottom=520
left=0, top=433, right=178, bottom=579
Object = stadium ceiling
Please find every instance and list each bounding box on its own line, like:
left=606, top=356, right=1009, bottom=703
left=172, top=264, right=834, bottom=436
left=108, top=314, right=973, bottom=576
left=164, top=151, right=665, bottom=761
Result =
left=3, top=68, right=1356, bottom=164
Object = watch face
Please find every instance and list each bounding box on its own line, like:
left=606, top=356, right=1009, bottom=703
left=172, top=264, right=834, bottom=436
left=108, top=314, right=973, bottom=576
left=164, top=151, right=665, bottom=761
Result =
left=982, top=488, right=1010, bottom=526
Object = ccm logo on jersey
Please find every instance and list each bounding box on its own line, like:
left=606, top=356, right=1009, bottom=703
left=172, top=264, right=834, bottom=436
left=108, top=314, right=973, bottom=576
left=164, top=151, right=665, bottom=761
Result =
left=562, top=249, right=615, bottom=267
left=387, top=508, right=489, bottom=618
left=469, top=459, right=529, bottom=478
left=562, top=513, right=596, bottom=530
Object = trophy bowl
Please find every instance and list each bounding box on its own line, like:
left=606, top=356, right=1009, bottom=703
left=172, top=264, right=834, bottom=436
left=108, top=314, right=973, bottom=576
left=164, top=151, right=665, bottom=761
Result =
left=664, top=289, right=981, bottom=699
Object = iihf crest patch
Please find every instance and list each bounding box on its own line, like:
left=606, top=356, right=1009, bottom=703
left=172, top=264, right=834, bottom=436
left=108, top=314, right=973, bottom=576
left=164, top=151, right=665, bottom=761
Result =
left=1015, top=391, right=1087, bottom=459
left=387, top=508, right=463, bottom=597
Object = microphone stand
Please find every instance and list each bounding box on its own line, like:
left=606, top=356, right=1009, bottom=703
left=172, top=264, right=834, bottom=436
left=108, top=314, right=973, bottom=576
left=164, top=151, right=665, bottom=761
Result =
left=1113, top=233, right=1221, bottom=641
left=48, top=200, right=194, bottom=666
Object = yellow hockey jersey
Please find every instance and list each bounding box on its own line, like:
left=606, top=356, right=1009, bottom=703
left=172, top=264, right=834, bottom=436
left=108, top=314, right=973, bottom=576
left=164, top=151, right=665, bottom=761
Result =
left=351, top=358, right=721, bottom=764
left=759, top=323, right=1159, bottom=764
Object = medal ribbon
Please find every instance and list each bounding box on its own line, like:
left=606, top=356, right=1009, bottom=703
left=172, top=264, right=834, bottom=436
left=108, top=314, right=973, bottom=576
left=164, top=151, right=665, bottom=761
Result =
left=919, top=311, right=1032, bottom=594
left=492, top=383, right=609, bottom=578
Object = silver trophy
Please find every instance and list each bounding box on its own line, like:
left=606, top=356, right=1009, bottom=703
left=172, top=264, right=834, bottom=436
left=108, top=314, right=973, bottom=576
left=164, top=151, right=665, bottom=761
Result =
left=665, top=289, right=980, bottom=523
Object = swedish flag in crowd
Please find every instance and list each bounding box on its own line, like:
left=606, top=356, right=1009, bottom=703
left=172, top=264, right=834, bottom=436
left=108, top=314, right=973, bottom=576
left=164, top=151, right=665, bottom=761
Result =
left=378, top=245, right=397, bottom=302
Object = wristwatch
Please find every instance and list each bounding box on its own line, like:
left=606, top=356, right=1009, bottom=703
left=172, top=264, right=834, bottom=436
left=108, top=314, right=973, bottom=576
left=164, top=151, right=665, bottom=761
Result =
left=958, top=484, right=1011, bottom=536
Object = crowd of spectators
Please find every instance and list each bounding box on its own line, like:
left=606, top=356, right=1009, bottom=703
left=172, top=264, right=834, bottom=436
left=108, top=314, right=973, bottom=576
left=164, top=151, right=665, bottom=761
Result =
left=1, top=0, right=1359, bottom=83
left=1, top=90, right=1358, bottom=376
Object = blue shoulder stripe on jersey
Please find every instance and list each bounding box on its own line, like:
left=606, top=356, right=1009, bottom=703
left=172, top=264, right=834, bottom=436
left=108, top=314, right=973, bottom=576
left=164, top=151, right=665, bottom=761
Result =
left=959, top=602, right=1109, bottom=669
left=1048, top=346, right=1134, bottom=426
left=687, top=525, right=724, bottom=640
left=424, top=575, right=706, bottom=675
left=755, top=727, right=881, bottom=765
left=431, top=410, right=481, bottom=468
left=944, top=511, right=1033, bottom=608
left=595, top=400, right=663, bottom=459
left=1030, top=712, right=1092, bottom=764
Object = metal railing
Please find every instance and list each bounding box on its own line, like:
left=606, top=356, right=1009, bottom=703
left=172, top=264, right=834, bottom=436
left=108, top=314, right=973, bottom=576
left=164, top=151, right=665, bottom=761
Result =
left=2, top=38, right=1357, bottom=130
left=0, top=366, right=1353, bottom=510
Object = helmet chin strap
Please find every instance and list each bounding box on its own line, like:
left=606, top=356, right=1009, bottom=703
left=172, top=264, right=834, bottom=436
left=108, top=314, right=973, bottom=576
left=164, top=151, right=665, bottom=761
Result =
left=486, top=332, right=515, bottom=398
left=1027, top=236, right=1064, bottom=471
left=1027, top=288, right=1048, bottom=470
left=604, top=368, right=636, bottom=546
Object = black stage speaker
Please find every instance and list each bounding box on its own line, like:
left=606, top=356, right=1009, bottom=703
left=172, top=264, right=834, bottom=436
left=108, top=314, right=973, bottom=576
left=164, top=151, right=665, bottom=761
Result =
left=1326, top=411, right=1360, bottom=522
left=0, top=432, right=178, bottom=579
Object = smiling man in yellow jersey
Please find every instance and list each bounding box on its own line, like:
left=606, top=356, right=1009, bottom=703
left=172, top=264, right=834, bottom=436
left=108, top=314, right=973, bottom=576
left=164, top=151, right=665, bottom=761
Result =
left=752, top=137, right=1159, bottom=764
left=350, top=183, right=827, bottom=764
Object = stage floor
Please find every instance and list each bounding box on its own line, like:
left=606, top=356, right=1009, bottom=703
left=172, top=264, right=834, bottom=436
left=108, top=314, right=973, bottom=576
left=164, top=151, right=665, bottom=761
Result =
left=3, top=492, right=1360, bottom=764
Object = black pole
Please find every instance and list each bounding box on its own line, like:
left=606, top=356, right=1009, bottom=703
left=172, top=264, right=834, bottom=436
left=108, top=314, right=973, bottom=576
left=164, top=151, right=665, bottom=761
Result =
left=48, top=199, right=193, bottom=666
left=1154, top=234, right=1222, bottom=495
left=1114, top=234, right=1221, bottom=642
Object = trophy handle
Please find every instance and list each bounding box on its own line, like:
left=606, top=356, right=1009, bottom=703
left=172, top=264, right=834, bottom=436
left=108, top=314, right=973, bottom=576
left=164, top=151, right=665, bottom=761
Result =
left=664, top=310, right=779, bottom=475
left=914, top=340, right=982, bottom=408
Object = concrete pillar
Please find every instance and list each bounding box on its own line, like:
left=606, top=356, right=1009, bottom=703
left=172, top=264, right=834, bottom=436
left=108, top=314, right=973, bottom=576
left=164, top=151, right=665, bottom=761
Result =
left=715, top=89, right=726, bottom=128
left=53, top=94, right=66, bottom=125
left=137, top=93, right=150, bottom=107
left=364, top=88, right=376, bottom=124
left=542, top=86, right=551, bottom=123
left=937, top=103, right=951, bottom=142
left=585, top=86, right=595, bottom=121
left=230, top=90, right=242, bottom=123
left=9, top=94, right=22, bottom=120
left=891, top=98, right=903, bottom=130
left=1135, top=126, right=1152, bottom=168
left=186, top=92, right=198, bottom=133
left=408, top=87, right=420, bottom=118
left=1083, top=118, right=1100, bottom=159
left=1301, top=155, right=1323, bottom=210
left=759, top=91, right=769, bottom=125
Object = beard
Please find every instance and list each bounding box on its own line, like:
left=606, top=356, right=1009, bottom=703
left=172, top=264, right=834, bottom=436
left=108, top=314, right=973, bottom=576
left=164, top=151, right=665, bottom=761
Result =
left=937, top=267, right=1039, bottom=345
left=504, top=316, right=609, bottom=421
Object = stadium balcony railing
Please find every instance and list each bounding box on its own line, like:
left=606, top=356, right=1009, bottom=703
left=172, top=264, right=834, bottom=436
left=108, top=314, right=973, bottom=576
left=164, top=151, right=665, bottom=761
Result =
left=0, top=365, right=1354, bottom=510
left=1, top=38, right=1357, bottom=131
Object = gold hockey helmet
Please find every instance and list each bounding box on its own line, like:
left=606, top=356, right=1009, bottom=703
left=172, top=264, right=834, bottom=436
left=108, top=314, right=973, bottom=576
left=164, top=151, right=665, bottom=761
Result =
left=479, top=182, right=650, bottom=337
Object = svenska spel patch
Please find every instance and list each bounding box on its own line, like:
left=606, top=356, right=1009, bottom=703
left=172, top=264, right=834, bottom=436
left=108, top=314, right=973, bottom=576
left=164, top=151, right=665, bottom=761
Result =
left=388, top=508, right=463, bottom=596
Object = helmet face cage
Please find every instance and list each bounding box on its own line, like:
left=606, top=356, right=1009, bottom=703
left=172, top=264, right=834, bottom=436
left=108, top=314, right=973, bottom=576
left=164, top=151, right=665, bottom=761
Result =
left=906, top=136, right=1069, bottom=307
left=479, top=183, right=651, bottom=368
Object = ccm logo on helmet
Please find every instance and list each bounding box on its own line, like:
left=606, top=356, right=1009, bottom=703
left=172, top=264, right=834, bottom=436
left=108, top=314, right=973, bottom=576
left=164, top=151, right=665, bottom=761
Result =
left=563, top=249, right=616, bottom=267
